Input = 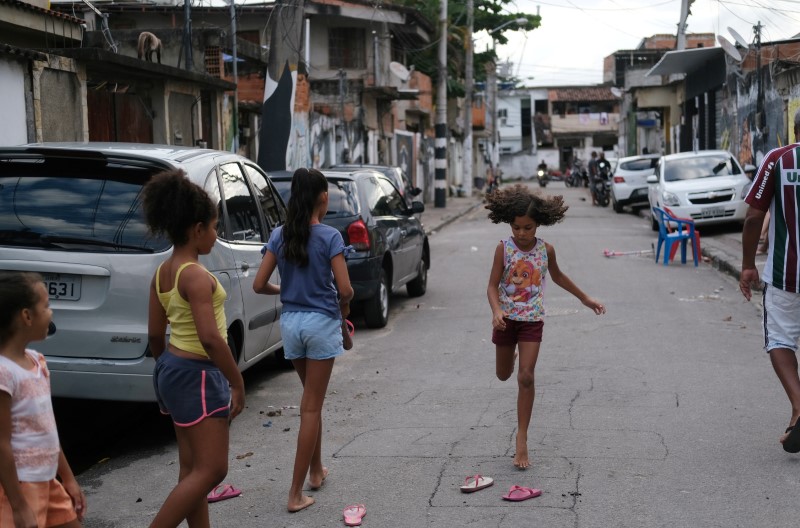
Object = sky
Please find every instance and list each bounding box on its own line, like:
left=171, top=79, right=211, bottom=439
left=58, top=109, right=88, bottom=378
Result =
left=477, top=0, right=800, bottom=87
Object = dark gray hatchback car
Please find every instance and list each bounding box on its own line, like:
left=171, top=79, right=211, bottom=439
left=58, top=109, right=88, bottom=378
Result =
left=271, top=168, right=429, bottom=328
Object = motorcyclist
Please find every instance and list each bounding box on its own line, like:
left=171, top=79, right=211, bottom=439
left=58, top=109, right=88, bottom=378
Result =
left=594, top=152, right=611, bottom=206
left=536, top=159, right=548, bottom=186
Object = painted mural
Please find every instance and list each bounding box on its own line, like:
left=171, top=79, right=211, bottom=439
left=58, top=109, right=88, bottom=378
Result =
left=258, top=60, right=295, bottom=171
left=721, top=70, right=786, bottom=171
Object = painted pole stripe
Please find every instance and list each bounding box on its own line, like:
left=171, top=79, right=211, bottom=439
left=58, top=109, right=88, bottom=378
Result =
left=435, top=138, right=447, bottom=148
left=434, top=179, right=448, bottom=189
left=435, top=159, right=447, bottom=169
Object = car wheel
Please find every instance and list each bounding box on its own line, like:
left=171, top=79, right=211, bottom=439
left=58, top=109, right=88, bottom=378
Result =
left=364, top=268, right=389, bottom=328
left=651, top=215, right=659, bottom=231
left=406, top=257, right=427, bottom=297
left=612, top=197, right=624, bottom=213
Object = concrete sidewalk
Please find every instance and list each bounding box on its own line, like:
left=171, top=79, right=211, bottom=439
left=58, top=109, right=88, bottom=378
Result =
left=421, top=194, right=484, bottom=235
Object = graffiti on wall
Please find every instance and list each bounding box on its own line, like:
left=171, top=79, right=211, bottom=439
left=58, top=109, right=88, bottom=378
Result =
left=722, top=70, right=785, bottom=170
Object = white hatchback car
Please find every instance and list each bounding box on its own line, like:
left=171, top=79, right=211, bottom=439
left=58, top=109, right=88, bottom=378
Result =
left=0, top=143, right=287, bottom=401
left=610, top=154, right=660, bottom=213
left=647, top=150, right=753, bottom=230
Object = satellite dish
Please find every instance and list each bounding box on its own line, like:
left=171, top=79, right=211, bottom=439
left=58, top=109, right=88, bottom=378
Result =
left=389, top=61, right=411, bottom=82
left=717, top=35, right=742, bottom=62
left=610, top=87, right=623, bottom=98
left=728, top=26, right=749, bottom=48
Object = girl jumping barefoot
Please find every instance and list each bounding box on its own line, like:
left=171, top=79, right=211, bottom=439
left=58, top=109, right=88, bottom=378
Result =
left=485, top=185, right=605, bottom=469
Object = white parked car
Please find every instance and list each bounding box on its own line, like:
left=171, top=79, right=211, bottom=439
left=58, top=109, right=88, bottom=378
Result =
left=647, top=150, right=754, bottom=230
left=610, top=154, right=660, bottom=213
left=0, top=143, right=287, bottom=401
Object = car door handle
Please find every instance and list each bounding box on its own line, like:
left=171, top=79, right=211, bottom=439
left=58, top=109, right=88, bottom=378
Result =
left=400, top=229, right=408, bottom=236
left=240, top=261, right=250, bottom=271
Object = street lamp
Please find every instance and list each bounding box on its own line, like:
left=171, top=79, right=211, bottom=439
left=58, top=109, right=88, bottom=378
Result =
left=487, top=18, right=527, bottom=183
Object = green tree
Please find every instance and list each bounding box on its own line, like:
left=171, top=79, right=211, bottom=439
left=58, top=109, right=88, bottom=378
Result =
left=395, top=0, right=540, bottom=96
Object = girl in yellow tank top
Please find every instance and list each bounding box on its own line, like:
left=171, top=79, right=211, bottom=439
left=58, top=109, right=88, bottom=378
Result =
left=142, top=169, right=245, bottom=528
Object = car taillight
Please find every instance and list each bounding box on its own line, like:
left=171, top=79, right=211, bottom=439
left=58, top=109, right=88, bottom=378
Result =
left=613, top=176, right=625, bottom=183
left=347, top=219, right=370, bottom=251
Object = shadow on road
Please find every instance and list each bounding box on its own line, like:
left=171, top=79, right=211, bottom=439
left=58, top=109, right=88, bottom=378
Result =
left=55, top=352, right=294, bottom=476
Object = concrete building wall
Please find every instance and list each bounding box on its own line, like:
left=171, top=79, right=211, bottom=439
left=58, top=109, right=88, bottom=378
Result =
left=38, top=65, right=83, bottom=142
left=0, top=59, right=28, bottom=146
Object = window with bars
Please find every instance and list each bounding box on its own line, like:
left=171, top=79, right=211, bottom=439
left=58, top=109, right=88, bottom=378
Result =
left=329, top=28, right=366, bottom=69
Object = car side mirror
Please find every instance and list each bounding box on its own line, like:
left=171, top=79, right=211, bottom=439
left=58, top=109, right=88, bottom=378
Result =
left=411, top=201, right=425, bottom=214
left=744, top=164, right=757, bottom=174
left=646, top=175, right=658, bottom=184
left=409, top=187, right=422, bottom=197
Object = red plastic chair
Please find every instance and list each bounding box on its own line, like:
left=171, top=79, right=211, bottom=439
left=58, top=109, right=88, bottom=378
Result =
left=663, top=206, right=701, bottom=263
left=652, top=207, right=700, bottom=266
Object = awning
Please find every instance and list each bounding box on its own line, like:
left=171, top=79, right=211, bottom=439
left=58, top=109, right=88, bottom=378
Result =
left=646, top=47, right=724, bottom=77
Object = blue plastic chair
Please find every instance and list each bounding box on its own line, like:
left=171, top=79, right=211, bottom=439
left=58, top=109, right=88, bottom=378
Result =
left=652, top=207, right=699, bottom=266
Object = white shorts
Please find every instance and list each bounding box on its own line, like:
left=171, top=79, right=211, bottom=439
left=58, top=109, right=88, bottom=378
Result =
left=763, top=284, right=800, bottom=353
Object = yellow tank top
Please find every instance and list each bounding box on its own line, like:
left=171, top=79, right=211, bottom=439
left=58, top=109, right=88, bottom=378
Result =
left=156, top=262, right=227, bottom=358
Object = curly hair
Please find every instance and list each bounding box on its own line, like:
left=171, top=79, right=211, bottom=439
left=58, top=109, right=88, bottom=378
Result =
left=0, top=271, right=43, bottom=344
left=141, top=169, right=216, bottom=246
left=485, top=184, right=568, bottom=226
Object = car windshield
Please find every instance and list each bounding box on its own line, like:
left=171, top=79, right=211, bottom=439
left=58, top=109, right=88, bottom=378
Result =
left=0, top=171, right=169, bottom=252
left=664, top=155, right=742, bottom=182
left=619, top=158, right=657, bottom=172
left=272, top=179, right=360, bottom=218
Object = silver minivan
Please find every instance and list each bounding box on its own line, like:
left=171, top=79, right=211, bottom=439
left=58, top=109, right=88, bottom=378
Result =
left=0, top=143, right=286, bottom=401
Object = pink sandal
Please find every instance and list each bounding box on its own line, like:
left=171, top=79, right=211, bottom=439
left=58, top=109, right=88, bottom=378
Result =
left=343, top=504, right=366, bottom=526
left=342, top=319, right=355, bottom=350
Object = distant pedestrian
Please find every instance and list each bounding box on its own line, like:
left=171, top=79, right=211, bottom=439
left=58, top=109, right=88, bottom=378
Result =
left=253, top=168, right=353, bottom=512
left=485, top=185, right=605, bottom=468
left=740, top=108, right=800, bottom=453
left=0, top=271, right=86, bottom=527
left=587, top=151, right=599, bottom=205
left=142, top=170, right=245, bottom=527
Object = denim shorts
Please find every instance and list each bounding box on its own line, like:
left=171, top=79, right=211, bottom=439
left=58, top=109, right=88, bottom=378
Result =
left=763, top=284, right=800, bottom=353
left=153, top=350, right=231, bottom=427
left=492, top=318, right=544, bottom=345
left=281, top=311, right=343, bottom=361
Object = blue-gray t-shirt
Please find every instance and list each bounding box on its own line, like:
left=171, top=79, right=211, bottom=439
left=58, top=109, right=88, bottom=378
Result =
left=265, top=224, right=346, bottom=320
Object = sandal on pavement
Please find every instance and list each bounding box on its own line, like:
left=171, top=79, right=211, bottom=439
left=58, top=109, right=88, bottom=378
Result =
left=207, top=484, right=242, bottom=503
left=460, top=474, right=494, bottom=493
left=502, top=485, right=542, bottom=502
left=343, top=504, right=366, bottom=526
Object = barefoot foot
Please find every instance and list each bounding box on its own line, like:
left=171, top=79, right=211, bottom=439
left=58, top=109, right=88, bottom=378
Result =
left=308, top=467, right=328, bottom=490
left=288, top=494, right=315, bottom=513
left=513, top=436, right=530, bottom=469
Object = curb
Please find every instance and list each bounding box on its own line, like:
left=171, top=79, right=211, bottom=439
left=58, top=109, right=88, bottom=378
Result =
left=424, top=200, right=484, bottom=235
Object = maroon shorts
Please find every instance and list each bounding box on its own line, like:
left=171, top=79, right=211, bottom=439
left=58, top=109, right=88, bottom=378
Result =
left=492, top=318, right=543, bottom=345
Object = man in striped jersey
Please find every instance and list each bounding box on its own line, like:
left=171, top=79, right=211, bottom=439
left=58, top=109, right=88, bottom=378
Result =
left=741, top=108, right=800, bottom=453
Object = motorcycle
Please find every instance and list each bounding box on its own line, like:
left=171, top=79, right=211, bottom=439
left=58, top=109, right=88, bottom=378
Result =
left=594, top=164, right=611, bottom=207
left=536, top=167, right=548, bottom=187
left=565, top=160, right=587, bottom=188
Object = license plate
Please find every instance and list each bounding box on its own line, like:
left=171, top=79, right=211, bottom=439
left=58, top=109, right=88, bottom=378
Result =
left=42, top=273, right=81, bottom=301
left=701, top=206, right=724, bottom=218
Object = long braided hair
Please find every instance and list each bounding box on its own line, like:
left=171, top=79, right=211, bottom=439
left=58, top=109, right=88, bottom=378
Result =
left=283, top=168, right=328, bottom=266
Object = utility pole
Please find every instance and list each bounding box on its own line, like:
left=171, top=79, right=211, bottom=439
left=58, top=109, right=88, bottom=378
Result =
left=487, top=56, right=497, bottom=182
left=258, top=0, right=305, bottom=171
left=183, top=0, right=192, bottom=70
left=434, top=0, right=447, bottom=208
left=676, top=0, right=690, bottom=50
left=462, top=0, right=473, bottom=197
left=229, top=0, right=239, bottom=152
left=754, top=21, right=763, bottom=132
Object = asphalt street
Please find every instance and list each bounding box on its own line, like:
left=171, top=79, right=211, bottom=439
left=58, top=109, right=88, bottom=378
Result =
left=66, top=182, right=795, bottom=527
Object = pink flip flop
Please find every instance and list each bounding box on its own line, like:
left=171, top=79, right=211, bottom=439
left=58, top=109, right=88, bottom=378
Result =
left=207, top=484, right=242, bottom=503
left=343, top=319, right=355, bottom=350
left=343, top=504, right=366, bottom=526
left=502, top=485, right=541, bottom=502
left=460, top=474, right=494, bottom=493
